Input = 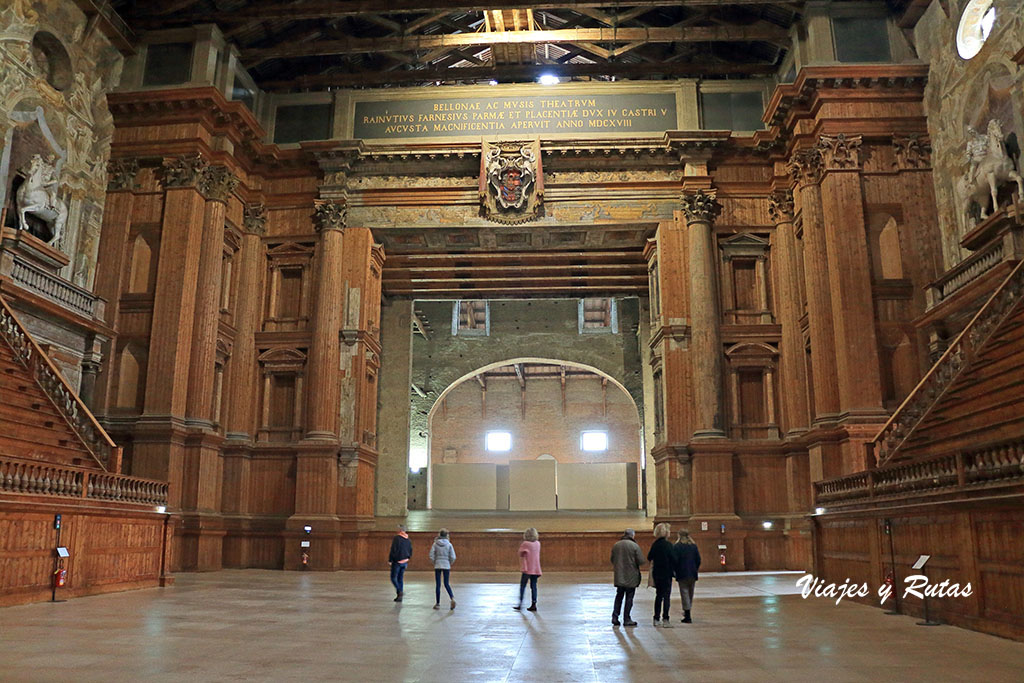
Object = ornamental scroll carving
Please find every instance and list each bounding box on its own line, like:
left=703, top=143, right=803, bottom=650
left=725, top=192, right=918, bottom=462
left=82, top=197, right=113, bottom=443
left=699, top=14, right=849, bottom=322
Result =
left=243, top=203, right=268, bottom=235
left=815, top=133, right=862, bottom=171
left=197, top=165, right=239, bottom=202
left=768, top=190, right=795, bottom=224
left=159, top=154, right=207, bottom=189
left=681, top=190, right=720, bottom=224
left=786, top=148, right=822, bottom=187
left=106, top=158, right=140, bottom=191
left=313, top=201, right=347, bottom=232
left=892, top=134, right=932, bottom=170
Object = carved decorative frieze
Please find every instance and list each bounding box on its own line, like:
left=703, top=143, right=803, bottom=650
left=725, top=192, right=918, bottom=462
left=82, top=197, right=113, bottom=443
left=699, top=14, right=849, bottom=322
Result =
left=243, top=203, right=268, bottom=235
left=768, top=190, right=795, bottom=224
left=321, top=171, right=348, bottom=189
left=786, top=148, right=823, bottom=187
left=197, top=165, right=240, bottom=202
left=680, top=190, right=720, bottom=224
left=313, top=201, right=347, bottom=232
left=892, top=134, right=932, bottom=170
left=106, top=158, right=140, bottom=192
left=159, top=154, right=207, bottom=189
left=815, top=133, right=863, bottom=171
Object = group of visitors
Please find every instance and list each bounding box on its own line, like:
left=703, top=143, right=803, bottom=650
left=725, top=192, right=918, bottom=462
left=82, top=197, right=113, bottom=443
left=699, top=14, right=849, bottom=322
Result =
left=387, top=522, right=700, bottom=626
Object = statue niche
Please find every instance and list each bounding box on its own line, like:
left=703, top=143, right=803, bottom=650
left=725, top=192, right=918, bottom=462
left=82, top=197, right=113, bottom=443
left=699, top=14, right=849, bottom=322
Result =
left=957, top=119, right=1023, bottom=226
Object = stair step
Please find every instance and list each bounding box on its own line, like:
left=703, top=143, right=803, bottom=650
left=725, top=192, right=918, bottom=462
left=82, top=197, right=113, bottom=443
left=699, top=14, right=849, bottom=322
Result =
left=0, top=403, right=80, bottom=437
left=0, top=389, right=66, bottom=417
left=0, top=434, right=95, bottom=466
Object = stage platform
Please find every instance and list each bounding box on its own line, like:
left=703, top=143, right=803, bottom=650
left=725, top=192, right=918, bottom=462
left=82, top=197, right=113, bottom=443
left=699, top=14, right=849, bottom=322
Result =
left=373, top=510, right=652, bottom=533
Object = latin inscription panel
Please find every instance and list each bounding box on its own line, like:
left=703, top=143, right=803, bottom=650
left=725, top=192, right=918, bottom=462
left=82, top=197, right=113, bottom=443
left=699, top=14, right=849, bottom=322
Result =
left=353, top=93, right=677, bottom=139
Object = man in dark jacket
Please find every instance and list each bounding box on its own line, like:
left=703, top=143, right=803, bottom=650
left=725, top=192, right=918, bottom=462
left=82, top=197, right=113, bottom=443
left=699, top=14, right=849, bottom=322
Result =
left=673, top=530, right=701, bottom=623
left=388, top=524, right=413, bottom=602
left=610, top=528, right=646, bottom=626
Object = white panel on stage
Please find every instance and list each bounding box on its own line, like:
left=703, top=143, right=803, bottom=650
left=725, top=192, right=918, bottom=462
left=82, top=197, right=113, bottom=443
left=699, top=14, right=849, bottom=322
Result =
left=557, top=463, right=629, bottom=509
left=509, top=460, right=557, bottom=511
left=432, top=464, right=498, bottom=510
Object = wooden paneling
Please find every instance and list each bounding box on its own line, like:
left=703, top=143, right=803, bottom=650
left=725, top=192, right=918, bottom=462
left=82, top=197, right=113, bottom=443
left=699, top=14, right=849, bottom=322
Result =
left=0, top=497, right=169, bottom=607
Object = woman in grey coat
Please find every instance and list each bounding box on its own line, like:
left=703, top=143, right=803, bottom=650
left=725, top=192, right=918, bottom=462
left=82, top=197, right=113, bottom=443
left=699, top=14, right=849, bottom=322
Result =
left=428, top=528, right=457, bottom=610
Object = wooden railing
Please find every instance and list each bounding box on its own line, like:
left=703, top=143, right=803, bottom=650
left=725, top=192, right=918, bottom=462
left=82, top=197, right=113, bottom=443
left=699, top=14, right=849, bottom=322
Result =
left=815, top=437, right=1024, bottom=506
left=925, top=236, right=1006, bottom=309
left=0, top=455, right=167, bottom=507
left=869, top=259, right=1024, bottom=466
left=0, top=297, right=120, bottom=472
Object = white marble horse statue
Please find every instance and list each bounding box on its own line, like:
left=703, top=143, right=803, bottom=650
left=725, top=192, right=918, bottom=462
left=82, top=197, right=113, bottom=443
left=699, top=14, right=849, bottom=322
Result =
left=958, top=119, right=1024, bottom=225
left=15, top=154, right=68, bottom=244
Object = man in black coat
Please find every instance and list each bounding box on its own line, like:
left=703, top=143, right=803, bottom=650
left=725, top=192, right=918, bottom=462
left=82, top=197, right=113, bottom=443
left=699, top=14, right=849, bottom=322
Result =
left=388, top=524, right=413, bottom=602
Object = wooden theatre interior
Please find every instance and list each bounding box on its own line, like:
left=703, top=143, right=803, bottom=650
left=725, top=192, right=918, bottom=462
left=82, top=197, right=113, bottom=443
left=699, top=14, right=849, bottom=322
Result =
left=1, top=0, right=1023, bottom=640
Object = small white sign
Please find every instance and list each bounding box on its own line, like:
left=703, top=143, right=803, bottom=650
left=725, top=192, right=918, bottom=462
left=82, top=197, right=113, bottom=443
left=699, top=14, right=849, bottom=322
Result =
left=300, top=541, right=311, bottom=548
left=701, top=522, right=708, bottom=531
left=717, top=544, right=727, bottom=550
left=56, top=547, right=70, bottom=558
left=912, top=555, right=930, bottom=570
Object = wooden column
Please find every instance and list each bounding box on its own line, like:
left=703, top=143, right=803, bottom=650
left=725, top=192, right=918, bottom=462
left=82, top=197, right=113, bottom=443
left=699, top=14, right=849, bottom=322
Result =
left=788, top=149, right=841, bottom=424
left=816, top=134, right=886, bottom=417
left=304, top=201, right=347, bottom=439
left=683, top=189, right=726, bottom=439
left=769, top=189, right=810, bottom=435
left=134, top=155, right=208, bottom=509
left=92, top=159, right=140, bottom=417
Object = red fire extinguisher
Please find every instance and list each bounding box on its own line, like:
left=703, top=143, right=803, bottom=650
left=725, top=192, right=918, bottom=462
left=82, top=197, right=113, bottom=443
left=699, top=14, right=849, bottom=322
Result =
left=54, top=565, right=67, bottom=588
left=301, top=551, right=309, bottom=567
left=719, top=552, right=726, bottom=568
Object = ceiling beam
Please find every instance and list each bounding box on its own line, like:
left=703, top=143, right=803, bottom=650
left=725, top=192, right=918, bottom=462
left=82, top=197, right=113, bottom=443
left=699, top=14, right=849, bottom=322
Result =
left=244, top=24, right=790, bottom=65
left=137, top=1, right=791, bottom=26
left=261, top=58, right=777, bottom=89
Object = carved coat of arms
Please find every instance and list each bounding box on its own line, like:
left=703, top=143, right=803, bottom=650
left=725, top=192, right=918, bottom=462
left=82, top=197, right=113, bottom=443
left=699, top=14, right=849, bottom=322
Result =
left=479, top=140, right=543, bottom=224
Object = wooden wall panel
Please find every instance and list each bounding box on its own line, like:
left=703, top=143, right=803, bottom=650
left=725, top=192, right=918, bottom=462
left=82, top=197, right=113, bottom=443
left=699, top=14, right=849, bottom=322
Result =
left=248, top=458, right=295, bottom=516
left=734, top=455, right=788, bottom=514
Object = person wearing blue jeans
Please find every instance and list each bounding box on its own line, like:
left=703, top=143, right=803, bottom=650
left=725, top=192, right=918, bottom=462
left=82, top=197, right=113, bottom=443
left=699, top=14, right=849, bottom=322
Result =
left=428, top=528, right=457, bottom=610
left=388, top=524, right=412, bottom=602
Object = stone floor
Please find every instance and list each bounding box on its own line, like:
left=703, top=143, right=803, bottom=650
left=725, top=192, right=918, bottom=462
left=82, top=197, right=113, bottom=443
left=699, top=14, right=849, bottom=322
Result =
left=1, top=571, right=1022, bottom=682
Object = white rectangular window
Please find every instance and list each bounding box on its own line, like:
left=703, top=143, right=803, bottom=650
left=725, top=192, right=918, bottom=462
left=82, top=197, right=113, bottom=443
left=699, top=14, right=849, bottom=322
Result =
left=580, top=430, right=608, bottom=452
left=409, top=446, right=428, bottom=473
left=486, top=431, right=512, bottom=452
left=578, top=298, right=618, bottom=334
left=452, top=300, right=490, bottom=336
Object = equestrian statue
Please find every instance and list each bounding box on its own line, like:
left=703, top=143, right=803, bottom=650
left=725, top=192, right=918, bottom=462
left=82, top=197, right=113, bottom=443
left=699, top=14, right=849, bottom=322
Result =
left=957, top=119, right=1023, bottom=226
left=15, top=154, right=68, bottom=244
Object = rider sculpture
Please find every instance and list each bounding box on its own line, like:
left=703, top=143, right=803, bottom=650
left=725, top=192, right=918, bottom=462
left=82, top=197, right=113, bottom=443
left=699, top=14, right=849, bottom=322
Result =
left=958, top=119, right=1024, bottom=226
left=14, top=154, right=67, bottom=244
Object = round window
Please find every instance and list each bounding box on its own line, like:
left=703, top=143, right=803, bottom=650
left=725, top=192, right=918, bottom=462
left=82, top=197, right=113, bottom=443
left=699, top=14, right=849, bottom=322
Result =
left=956, top=0, right=996, bottom=60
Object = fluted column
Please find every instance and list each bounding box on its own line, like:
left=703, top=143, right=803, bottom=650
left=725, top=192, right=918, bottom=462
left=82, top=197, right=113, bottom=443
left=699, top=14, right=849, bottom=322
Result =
left=304, top=201, right=347, bottom=439
left=185, top=165, right=238, bottom=425
left=93, top=158, right=140, bottom=415
left=787, top=149, right=841, bottom=424
left=683, top=190, right=726, bottom=439
left=816, top=134, right=885, bottom=417
left=769, top=189, right=810, bottom=434
left=224, top=204, right=266, bottom=440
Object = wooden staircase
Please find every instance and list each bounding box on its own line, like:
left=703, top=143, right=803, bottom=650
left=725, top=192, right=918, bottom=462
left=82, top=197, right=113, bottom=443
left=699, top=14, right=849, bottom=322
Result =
left=0, top=298, right=119, bottom=472
left=871, top=259, right=1024, bottom=464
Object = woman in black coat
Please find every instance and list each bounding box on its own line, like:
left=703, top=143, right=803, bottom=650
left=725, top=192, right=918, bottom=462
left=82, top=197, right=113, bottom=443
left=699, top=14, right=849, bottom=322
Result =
left=647, top=523, right=675, bottom=628
left=673, top=531, right=701, bottom=623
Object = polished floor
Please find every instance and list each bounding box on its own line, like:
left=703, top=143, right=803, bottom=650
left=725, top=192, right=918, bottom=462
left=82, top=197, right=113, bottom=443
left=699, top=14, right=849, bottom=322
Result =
left=375, top=510, right=653, bottom=532
left=1, top=571, right=1022, bottom=682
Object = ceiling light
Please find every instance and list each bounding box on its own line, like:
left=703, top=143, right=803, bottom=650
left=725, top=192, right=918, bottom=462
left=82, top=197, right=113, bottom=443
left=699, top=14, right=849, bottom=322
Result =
left=538, top=74, right=559, bottom=85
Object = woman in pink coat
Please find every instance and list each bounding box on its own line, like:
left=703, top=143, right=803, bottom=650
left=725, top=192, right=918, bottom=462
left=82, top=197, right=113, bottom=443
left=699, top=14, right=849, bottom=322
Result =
left=513, top=527, right=542, bottom=612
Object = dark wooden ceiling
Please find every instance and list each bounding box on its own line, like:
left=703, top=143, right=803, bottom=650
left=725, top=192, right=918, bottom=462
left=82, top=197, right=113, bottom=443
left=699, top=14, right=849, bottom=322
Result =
left=106, top=0, right=836, bottom=91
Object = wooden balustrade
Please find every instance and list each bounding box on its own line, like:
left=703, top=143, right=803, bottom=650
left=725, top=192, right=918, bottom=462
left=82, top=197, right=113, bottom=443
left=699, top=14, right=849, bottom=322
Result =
left=0, top=297, right=121, bottom=472
left=870, top=259, right=1024, bottom=465
left=815, top=436, right=1024, bottom=506
left=0, top=455, right=167, bottom=507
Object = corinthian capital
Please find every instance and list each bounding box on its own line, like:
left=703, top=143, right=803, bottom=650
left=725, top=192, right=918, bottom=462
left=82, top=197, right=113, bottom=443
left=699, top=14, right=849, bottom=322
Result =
left=107, top=158, right=140, bottom=192
left=892, top=134, right=932, bottom=170
left=313, top=200, right=347, bottom=233
left=681, top=190, right=720, bottom=224
left=198, top=165, right=240, bottom=202
left=243, top=203, right=267, bottom=235
left=768, top=190, right=794, bottom=224
left=815, top=133, right=862, bottom=171
left=159, top=154, right=207, bottom=189
left=786, top=148, right=822, bottom=187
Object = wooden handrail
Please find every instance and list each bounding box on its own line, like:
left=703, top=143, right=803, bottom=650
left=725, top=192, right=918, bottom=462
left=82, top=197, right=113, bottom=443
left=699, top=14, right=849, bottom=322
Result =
left=0, top=296, right=120, bottom=472
left=0, top=454, right=166, bottom=506
left=869, top=258, right=1024, bottom=466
